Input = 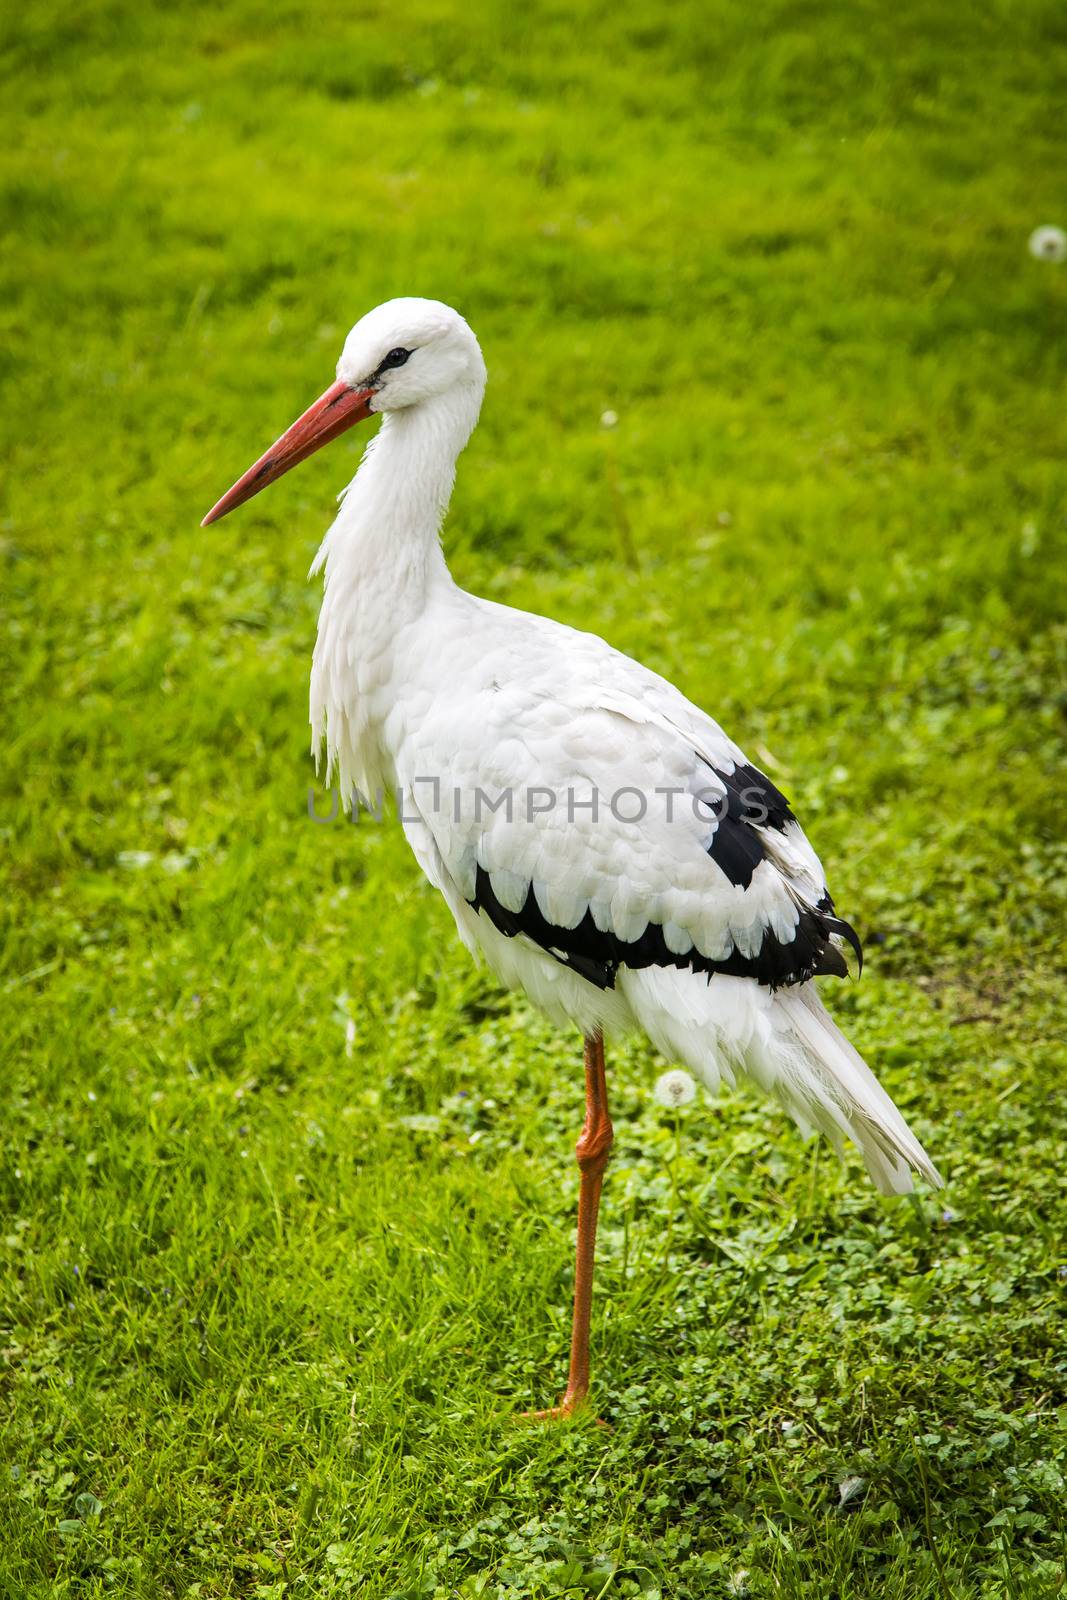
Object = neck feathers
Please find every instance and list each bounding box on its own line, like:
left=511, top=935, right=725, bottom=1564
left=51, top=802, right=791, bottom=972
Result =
left=309, top=380, right=481, bottom=800
left=310, top=379, right=480, bottom=590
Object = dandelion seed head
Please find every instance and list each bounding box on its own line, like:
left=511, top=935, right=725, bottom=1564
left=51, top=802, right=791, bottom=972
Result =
left=654, top=1068, right=697, bottom=1108
left=838, top=1474, right=867, bottom=1507
left=1028, top=225, right=1067, bottom=263
left=600, top=409, right=618, bottom=428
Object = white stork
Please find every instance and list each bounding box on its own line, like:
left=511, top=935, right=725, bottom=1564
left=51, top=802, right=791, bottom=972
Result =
left=203, top=298, right=942, bottom=1419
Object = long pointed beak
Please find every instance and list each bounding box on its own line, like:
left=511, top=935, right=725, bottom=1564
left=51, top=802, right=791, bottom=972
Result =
left=200, top=379, right=376, bottom=527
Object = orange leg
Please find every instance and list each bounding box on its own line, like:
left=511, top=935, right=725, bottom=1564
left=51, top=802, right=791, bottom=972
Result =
left=522, top=1031, right=614, bottom=1421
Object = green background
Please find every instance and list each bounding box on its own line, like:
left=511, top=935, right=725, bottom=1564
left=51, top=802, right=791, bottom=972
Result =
left=2, top=2, right=1065, bottom=1595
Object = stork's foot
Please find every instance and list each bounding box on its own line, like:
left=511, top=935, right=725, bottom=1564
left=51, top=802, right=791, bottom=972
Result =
left=516, top=1388, right=609, bottom=1427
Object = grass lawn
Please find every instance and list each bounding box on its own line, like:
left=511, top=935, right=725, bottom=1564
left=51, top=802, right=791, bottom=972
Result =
left=2, top=1, right=1066, bottom=1594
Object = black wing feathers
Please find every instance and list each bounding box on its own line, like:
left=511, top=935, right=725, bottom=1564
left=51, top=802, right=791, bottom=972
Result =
left=469, top=869, right=857, bottom=993
left=466, top=759, right=862, bottom=993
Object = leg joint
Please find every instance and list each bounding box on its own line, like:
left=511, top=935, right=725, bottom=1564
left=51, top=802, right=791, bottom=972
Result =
left=575, top=1115, right=614, bottom=1173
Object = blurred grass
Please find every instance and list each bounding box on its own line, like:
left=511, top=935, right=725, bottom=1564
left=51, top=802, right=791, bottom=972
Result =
left=2, top=1, right=1066, bottom=1596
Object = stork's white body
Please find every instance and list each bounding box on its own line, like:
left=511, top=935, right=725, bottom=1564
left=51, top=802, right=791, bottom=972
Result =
left=300, top=299, right=940, bottom=1198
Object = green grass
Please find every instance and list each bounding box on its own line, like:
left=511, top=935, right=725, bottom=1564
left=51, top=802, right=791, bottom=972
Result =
left=2, top=1, right=1066, bottom=1594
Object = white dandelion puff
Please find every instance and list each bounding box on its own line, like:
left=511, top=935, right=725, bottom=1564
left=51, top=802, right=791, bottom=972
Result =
left=654, top=1068, right=697, bottom=1109
left=1028, top=225, right=1067, bottom=263
left=838, top=1474, right=867, bottom=1508
left=600, top=408, right=619, bottom=428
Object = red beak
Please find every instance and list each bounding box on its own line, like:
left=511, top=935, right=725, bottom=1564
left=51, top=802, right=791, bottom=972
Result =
left=200, top=379, right=376, bottom=527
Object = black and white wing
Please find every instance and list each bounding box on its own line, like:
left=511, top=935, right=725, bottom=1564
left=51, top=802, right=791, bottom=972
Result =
left=397, top=608, right=860, bottom=1003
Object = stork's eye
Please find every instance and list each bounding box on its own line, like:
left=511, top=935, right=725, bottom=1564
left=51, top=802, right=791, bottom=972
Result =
left=381, top=347, right=411, bottom=371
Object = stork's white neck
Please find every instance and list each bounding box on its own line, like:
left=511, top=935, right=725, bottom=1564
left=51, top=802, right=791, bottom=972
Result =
left=312, top=381, right=481, bottom=597
left=309, top=380, right=482, bottom=800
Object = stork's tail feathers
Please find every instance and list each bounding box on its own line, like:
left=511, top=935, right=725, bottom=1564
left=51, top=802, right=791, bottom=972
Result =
left=768, top=985, right=942, bottom=1195
left=619, top=970, right=942, bottom=1195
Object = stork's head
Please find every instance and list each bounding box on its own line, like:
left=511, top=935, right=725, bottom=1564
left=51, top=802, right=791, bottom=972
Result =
left=201, top=297, right=485, bottom=526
